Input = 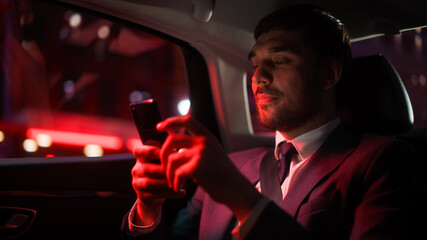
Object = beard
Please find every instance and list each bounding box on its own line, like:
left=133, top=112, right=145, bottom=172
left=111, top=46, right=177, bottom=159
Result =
left=256, top=101, right=294, bottom=131
left=255, top=86, right=289, bottom=131
left=255, top=85, right=320, bottom=132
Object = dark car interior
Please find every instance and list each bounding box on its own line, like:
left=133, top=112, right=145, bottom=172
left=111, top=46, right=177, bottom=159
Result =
left=1, top=0, right=426, bottom=239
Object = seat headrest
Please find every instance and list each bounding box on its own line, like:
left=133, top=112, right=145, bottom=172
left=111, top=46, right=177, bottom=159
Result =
left=341, top=54, right=414, bottom=135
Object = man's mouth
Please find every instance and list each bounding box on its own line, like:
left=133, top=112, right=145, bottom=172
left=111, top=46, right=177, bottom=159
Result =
left=256, top=94, right=278, bottom=105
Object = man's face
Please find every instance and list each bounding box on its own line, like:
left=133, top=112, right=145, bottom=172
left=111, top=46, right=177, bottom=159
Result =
left=249, top=29, right=324, bottom=133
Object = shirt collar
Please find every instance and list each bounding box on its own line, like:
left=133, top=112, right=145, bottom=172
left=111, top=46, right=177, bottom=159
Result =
left=274, top=118, right=341, bottom=161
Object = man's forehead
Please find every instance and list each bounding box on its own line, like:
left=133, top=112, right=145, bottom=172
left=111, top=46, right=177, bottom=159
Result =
left=249, top=40, right=285, bottom=59
left=248, top=30, right=304, bottom=59
left=255, top=37, right=285, bottom=48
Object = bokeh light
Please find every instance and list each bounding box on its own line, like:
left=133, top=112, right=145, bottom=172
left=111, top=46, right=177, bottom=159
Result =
left=69, top=13, right=82, bottom=28
left=36, top=134, right=52, bottom=147
left=84, top=144, right=104, bottom=157
left=178, top=99, right=191, bottom=115
left=23, top=139, right=38, bottom=152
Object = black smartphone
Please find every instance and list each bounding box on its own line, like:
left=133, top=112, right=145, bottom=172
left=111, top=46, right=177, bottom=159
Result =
left=129, top=99, right=168, bottom=147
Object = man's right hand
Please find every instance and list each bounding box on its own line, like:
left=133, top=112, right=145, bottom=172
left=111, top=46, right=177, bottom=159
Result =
left=131, top=145, right=186, bottom=226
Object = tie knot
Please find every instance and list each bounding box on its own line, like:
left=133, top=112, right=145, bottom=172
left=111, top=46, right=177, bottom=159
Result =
left=279, top=141, right=295, bottom=158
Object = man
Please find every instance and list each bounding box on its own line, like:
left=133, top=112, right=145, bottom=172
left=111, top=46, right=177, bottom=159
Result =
left=124, top=5, right=416, bottom=239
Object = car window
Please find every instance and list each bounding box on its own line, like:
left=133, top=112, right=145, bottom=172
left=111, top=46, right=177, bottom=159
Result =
left=248, top=28, right=427, bottom=134
left=352, top=28, right=427, bottom=130
left=0, top=0, right=190, bottom=158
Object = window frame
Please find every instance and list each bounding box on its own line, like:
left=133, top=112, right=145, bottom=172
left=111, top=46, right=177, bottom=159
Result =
left=0, top=0, right=220, bottom=159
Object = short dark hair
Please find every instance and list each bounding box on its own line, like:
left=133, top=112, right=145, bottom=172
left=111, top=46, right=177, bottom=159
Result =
left=254, top=4, right=352, bottom=109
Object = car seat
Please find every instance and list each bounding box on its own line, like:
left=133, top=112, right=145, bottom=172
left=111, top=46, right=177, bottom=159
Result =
left=341, top=54, right=414, bottom=136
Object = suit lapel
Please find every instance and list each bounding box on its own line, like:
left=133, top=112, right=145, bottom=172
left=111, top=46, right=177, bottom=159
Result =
left=281, top=124, right=358, bottom=217
left=239, top=148, right=270, bottom=184
left=200, top=148, right=269, bottom=239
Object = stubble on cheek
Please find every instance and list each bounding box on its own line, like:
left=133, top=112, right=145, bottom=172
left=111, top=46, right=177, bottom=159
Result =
left=255, top=100, right=282, bottom=130
left=255, top=96, right=302, bottom=132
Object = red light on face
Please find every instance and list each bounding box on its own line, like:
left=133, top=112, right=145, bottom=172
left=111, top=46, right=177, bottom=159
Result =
left=27, top=128, right=123, bottom=150
left=126, top=138, right=142, bottom=152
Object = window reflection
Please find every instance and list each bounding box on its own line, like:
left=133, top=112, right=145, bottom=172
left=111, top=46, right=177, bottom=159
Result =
left=0, top=0, right=189, bottom=157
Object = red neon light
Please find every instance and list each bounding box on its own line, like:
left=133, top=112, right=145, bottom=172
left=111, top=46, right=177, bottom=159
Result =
left=126, top=138, right=142, bottom=152
left=27, top=128, right=123, bottom=150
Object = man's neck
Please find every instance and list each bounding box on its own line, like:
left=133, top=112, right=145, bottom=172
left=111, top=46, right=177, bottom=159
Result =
left=278, top=114, right=338, bottom=140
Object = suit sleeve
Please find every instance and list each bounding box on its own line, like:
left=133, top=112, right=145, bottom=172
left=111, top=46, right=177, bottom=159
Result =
left=121, top=187, right=205, bottom=240
left=245, top=202, right=313, bottom=240
left=170, top=187, right=204, bottom=240
left=121, top=205, right=165, bottom=240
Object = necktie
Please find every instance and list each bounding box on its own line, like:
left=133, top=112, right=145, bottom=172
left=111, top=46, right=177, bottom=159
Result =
left=278, top=142, right=296, bottom=184
left=260, top=142, right=295, bottom=204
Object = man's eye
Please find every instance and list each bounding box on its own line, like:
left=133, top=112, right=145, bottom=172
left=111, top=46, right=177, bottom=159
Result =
left=272, top=57, right=290, bottom=66
left=252, top=64, right=258, bottom=69
left=273, top=60, right=289, bottom=65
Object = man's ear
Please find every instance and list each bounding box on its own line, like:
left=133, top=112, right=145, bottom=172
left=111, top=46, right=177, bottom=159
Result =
left=323, top=58, right=343, bottom=90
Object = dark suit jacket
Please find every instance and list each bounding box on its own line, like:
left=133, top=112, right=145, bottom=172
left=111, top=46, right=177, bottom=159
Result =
left=124, top=124, right=418, bottom=239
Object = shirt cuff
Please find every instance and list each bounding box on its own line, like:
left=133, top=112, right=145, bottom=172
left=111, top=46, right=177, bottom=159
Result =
left=231, top=197, right=271, bottom=239
left=127, top=200, right=162, bottom=236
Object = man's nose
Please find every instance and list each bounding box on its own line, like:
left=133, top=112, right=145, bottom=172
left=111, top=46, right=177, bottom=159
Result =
left=252, top=64, right=273, bottom=86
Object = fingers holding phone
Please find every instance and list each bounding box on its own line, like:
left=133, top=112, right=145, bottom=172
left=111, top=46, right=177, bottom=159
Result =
left=131, top=144, right=186, bottom=226
left=132, top=145, right=186, bottom=201
left=157, top=115, right=238, bottom=199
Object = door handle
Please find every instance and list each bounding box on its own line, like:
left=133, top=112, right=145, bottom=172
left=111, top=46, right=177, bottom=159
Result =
left=0, top=213, right=29, bottom=230
left=0, top=207, right=36, bottom=239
